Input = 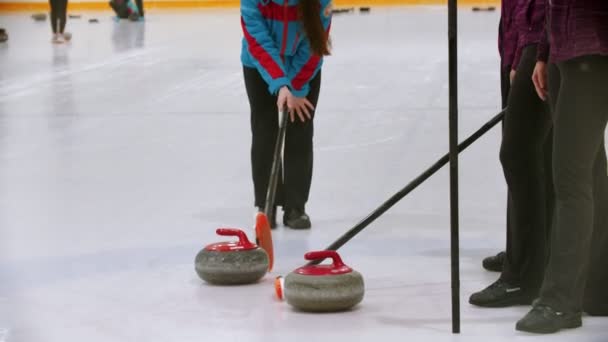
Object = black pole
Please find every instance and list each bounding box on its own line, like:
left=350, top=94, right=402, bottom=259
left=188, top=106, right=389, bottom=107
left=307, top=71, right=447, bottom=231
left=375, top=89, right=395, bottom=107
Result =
left=307, top=109, right=505, bottom=261
left=448, top=0, right=460, bottom=334
left=265, top=110, right=288, bottom=215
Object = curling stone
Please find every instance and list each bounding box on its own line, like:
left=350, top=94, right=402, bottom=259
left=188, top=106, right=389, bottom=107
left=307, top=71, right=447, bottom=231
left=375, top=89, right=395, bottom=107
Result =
left=275, top=250, right=364, bottom=312
left=359, top=6, right=370, bottom=13
left=195, top=228, right=269, bottom=285
left=0, top=29, right=7, bottom=43
left=31, top=13, right=47, bottom=21
left=89, top=18, right=99, bottom=23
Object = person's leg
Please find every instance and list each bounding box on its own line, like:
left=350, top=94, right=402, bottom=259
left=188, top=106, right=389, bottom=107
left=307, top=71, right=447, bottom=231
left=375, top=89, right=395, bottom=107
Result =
left=583, top=140, right=608, bottom=316
left=243, top=67, right=283, bottom=223
left=517, top=55, right=608, bottom=333
left=481, top=65, right=512, bottom=273
left=49, top=0, right=58, bottom=35
left=283, top=72, right=321, bottom=229
left=470, top=45, right=552, bottom=307
left=58, top=0, right=67, bottom=34
left=135, top=0, right=144, bottom=17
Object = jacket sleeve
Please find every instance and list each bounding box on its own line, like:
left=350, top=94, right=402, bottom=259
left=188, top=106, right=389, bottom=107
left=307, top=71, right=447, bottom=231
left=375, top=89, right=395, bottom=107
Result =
left=536, top=1, right=550, bottom=62
left=241, top=0, right=291, bottom=95
left=287, top=0, right=332, bottom=98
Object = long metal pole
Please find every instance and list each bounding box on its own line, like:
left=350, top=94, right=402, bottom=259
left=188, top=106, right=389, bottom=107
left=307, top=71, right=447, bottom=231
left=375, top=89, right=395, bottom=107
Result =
left=448, top=0, right=460, bottom=334
left=306, top=110, right=505, bottom=262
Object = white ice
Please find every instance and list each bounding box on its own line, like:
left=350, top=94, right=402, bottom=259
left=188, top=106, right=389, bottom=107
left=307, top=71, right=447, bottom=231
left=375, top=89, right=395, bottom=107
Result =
left=0, top=7, right=606, bottom=342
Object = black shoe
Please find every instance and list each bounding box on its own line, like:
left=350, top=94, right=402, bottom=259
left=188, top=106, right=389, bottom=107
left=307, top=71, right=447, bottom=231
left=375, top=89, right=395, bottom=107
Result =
left=482, top=251, right=505, bottom=272
left=516, top=303, right=582, bottom=334
left=469, top=279, right=535, bottom=308
left=283, top=208, right=311, bottom=229
left=257, top=206, right=277, bottom=229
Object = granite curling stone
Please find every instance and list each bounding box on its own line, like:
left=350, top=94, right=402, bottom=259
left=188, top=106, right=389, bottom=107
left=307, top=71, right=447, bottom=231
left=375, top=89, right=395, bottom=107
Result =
left=195, top=228, right=269, bottom=285
left=275, top=250, right=364, bottom=312
left=31, top=13, right=48, bottom=21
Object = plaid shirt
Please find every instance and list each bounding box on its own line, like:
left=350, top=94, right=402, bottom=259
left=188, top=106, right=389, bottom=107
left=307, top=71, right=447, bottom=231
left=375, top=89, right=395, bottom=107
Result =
left=537, top=0, right=608, bottom=63
left=512, top=0, right=547, bottom=70
left=499, top=0, right=519, bottom=70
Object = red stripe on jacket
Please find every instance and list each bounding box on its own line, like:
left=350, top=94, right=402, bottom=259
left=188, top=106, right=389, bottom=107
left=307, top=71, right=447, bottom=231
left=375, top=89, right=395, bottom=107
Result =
left=257, top=1, right=299, bottom=21
left=291, top=55, right=321, bottom=90
left=291, top=22, right=331, bottom=90
left=241, top=16, right=285, bottom=79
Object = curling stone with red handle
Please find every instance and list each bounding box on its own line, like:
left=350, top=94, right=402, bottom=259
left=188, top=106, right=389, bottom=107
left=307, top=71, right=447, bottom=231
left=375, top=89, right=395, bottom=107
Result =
left=195, top=228, right=269, bottom=285
left=275, top=251, right=364, bottom=312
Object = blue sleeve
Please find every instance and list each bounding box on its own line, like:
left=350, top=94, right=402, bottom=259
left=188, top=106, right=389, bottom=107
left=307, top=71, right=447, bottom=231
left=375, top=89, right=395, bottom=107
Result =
left=287, top=0, right=332, bottom=98
left=241, top=0, right=291, bottom=95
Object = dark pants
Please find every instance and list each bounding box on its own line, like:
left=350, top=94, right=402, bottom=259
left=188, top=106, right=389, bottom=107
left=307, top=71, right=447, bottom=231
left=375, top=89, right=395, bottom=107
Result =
left=243, top=67, right=321, bottom=211
left=539, top=54, right=608, bottom=314
left=499, top=45, right=554, bottom=294
left=49, top=0, right=67, bottom=34
left=135, top=0, right=144, bottom=17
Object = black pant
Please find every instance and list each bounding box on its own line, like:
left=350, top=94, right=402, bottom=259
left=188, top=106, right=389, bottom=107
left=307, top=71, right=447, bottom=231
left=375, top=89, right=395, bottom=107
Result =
left=500, top=66, right=511, bottom=108
left=49, top=0, right=67, bottom=34
left=135, top=0, right=144, bottom=17
left=539, top=54, right=608, bottom=314
left=499, top=45, right=554, bottom=294
left=243, top=67, right=321, bottom=211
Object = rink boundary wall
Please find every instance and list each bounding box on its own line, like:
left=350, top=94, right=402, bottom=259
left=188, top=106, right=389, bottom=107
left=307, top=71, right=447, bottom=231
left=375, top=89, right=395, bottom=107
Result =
left=0, top=0, right=499, bottom=12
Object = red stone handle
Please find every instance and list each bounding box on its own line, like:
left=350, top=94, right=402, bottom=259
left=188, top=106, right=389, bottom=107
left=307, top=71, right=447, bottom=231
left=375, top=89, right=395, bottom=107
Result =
left=304, top=250, right=345, bottom=268
left=216, top=228, right=254, bottom=247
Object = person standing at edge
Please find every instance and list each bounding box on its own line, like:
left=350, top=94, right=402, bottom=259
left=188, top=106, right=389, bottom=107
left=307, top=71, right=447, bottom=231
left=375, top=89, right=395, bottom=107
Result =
left=516, top=0, right=608, bottom=334
left=473, top=0, right=555, bottom=308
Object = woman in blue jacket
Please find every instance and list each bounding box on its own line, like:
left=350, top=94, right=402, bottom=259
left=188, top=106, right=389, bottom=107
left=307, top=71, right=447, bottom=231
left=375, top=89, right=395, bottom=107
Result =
left=241, top=0, right=332, bottom=229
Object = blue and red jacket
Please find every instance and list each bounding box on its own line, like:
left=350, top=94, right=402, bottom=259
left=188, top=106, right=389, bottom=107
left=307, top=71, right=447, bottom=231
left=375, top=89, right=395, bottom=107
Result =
left=240, top=0, right=332, bottom=98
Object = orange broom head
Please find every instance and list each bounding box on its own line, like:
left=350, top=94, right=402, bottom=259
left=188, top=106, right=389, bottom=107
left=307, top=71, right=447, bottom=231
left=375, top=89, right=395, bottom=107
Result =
left=274, top=276, right=285, bottom=300
left=255, top=212, right=274, bottom=272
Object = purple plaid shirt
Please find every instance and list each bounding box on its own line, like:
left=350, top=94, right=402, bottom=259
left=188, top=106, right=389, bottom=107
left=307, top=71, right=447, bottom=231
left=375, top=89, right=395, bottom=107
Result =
left=499, top=0, right=519, bottom=70
left=512, top=0, right=547, bottom=70
left=537, top=0, right=608, bottom=63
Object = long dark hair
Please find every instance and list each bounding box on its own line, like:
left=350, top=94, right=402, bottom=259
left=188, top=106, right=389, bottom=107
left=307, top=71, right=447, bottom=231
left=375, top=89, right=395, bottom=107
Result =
left=298, top=0, right=331, bottom=56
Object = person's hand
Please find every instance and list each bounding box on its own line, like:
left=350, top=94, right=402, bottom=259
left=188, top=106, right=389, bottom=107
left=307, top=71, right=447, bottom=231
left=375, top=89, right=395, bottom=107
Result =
left=510, top=69, right=516, bottom=85
left=277, top=86, right=291, bottom=112
left=532, top=61, right=548, bottom=101
left=287, top=95, right=314, bottom=122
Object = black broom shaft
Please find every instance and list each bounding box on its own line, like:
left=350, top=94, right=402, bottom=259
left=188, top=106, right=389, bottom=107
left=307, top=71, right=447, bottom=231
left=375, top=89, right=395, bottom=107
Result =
left=308, top=109, right=506, bottom=263
left=265, top=110, right=288, bottom=215
left=448, top=0, right=460, bottom=333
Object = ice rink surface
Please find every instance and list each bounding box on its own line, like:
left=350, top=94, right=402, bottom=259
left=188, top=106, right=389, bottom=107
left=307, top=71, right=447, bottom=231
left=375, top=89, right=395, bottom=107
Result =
left=0, top=7, right=606, bottom=342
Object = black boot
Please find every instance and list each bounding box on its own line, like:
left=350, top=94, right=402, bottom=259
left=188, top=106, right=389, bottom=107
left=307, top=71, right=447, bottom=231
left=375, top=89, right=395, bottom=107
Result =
left=516, top=303, right=582, bottom=334
left=283, top=208, right=311, bottom=229
left=482, top=251, right=505, bottom=272
left=469, top=279, right=535, bottom=308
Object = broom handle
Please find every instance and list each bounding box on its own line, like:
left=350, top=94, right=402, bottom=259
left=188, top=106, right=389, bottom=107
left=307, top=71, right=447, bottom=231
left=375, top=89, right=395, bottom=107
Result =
left=307, top=109, right=506, bottom=263
left=265, top=110, right=289, bottom=215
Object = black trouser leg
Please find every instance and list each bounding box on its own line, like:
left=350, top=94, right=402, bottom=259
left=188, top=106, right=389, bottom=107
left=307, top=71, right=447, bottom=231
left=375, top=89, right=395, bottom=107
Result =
left=583, top=139, right=608, bottom=316
left=283, top=73, right=320, bottom=211
left=49, top=0, right=58, bottom=33
left=58, top=0, right=67, bottom=33
left=244, top=66, right=321, bottom=211
left=539, top=55, right=608, bottom=313
left=135, top=0, right=144, bottom=16
left=499, top=45, right=553, bottom=294
left=500, top=66, right=511, bottom=109
left=500, top=65, right=514, bottom=268
left=244, top=67, right=283, bottom=209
